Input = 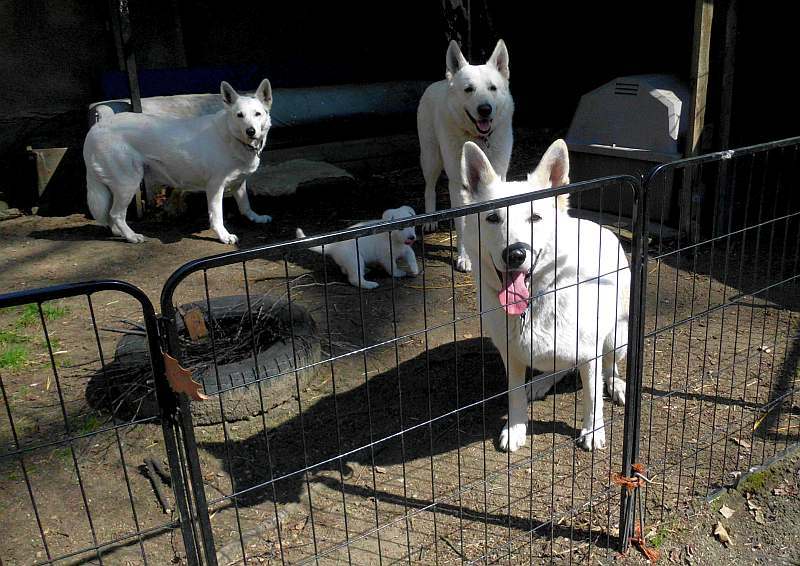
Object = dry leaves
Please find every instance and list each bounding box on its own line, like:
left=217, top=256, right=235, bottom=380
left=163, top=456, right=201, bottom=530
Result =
left=719, top=504, right=735, bottom=519
left=714, top=521, right=732, bottom=546
left=163, top=351, right=209, bottom=401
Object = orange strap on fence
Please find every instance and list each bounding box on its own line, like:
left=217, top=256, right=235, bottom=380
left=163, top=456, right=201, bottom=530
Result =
left=611, top=462, right=648, bottom=493
left=614, top=463, right=660, bottom=563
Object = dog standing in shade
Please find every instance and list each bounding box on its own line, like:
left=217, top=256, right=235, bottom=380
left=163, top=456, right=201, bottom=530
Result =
left=417, top=39, right=514, bottom=272
left=84, top=79, right=273, bottom=244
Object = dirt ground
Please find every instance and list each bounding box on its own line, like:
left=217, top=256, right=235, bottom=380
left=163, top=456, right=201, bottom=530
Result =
left=605, top=447, right=800, bottom=565
left=1, top=130, right=798, bottom=565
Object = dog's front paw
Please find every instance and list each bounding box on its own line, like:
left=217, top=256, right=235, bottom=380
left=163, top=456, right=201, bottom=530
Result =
left=126, top=233, right=146, bottom=244
left=455, top=254, right=472, bottom=272
left=219, top=233, right=239, bottom=245
left=423, top=221, right=438, bottom=233
left=361, top=281, right=379, bottom=290
left=498, top=422, right=527, bottom=452
left=607, top=378, right=626, bottom=406
left=577, top=424, right=606, bottom=451
left=248, top=212, right=272, bottom=224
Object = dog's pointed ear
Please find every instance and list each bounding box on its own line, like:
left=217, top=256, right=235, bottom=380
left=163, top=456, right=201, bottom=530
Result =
left=529, top=139, right=570, bottom=209
left=446, top=40, right=468, bottom=80
left=255, top=78, right=272, bottom=111
left=529, top=139, right=570, bottom=187
left=487, top=39, right=509, bottom=80
left=461, top=141, right=498, bottom=198
left=220, top=81, right=239, bottom=106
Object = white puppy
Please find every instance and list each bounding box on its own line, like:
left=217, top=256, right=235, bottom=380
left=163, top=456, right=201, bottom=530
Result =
left=296, top=206, right=419, bottom=290
left=83, top=79, right=273, bottom=244
left=417, top=39, right=514, bottom=272
left=460, top=139, right=629, bottom=452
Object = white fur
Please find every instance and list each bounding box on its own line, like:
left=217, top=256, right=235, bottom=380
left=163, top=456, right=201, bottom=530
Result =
left=83, top=79, right=274, bottom=244
left=296, top=206, right=420, bottom=290
left=460, top=140, right=630, bottom=452
left=417, top=39, right=514, bottom=272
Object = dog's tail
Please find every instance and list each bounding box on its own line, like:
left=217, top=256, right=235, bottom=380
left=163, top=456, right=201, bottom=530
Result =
left=86, top=170, right=112, bottom=226
left=296, top=228, right=323, bottom=254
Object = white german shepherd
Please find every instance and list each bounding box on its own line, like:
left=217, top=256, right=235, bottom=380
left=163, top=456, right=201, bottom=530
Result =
left=460, top=139, right=629, bottom=452
left=417, top=39, right=514, bottom=272
left=83, top=80, right=273, bottom=244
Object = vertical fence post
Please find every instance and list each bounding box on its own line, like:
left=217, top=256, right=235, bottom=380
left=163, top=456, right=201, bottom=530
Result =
left=618, top=177, right=648, bottom=551
left=160, top=309, right=220, bottom=565
left=148, top=316, right=202, bottom=565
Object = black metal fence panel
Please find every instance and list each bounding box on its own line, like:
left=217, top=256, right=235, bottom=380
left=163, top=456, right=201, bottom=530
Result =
left=638, top=137, right=800, bottom=532
left=159, top=176, right=641, bottom=564
left=0, top=281, right=198, bottom=565
left=2, top=137, right=798, bottom=565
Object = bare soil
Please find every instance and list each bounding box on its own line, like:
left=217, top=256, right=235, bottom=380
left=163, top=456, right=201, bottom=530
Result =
left=1, top=129, right=798, bottom=564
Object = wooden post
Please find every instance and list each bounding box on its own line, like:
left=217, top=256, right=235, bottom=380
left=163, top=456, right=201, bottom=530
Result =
left=715, top=0, right=738, bottom=234
left=108, top=0, right=146, bottom=218
left=681, top=0, right=714, bottom=241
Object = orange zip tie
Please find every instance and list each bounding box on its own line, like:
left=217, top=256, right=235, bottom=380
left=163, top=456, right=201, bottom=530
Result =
left=630, top=522, right=660, bottom=563
left=611, top=462, right=648, bottom=493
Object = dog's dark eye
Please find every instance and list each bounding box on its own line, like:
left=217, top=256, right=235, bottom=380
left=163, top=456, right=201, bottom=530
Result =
left=464, top=85, right=475, bottom=93
left=486, top=212, right=501, bottom=224
left=489, top=84, right=497, bottom=91
left=529, top=213, right=542, bottom=223
left=236, top=112, right=244, bottom=118
left=255, top=111, right=261, bottom=117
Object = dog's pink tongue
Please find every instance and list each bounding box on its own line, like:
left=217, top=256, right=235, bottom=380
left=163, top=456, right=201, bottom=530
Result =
left=499, top=271, right=529, bottom=316
left=477, top=119, right=491, bottom=133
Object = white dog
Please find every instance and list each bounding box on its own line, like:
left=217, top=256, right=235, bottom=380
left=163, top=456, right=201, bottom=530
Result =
left=460, top=139, right=629, bottom=452
left=296, top=206, right=419, bottom=290
left=417, top=39, right=514, bottom=272
left=83, top=79, right=273, bottom=244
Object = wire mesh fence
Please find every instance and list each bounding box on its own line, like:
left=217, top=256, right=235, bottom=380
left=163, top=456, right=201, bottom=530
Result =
left=157, top=175, right=641, bottom=565
left=638, top=138, right=800, bottom=531
left=1, top=137, right=798, bottom=565
left=0, top=281, right=196, bottom=565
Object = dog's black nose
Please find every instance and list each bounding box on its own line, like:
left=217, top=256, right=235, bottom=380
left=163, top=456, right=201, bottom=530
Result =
left=246, top=127, right=256, bottom=137
left=502, top=243, right=527, bottom=269
left=477, top=104, right=492, bottom=118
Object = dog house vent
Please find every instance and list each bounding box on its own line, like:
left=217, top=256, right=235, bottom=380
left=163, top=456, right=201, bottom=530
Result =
left=566, top=74, right=689, bottom=222
left=613, top=81, right=639, bottom=96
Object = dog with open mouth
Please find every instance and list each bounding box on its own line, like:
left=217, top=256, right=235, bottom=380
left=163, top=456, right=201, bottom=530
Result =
left=417, top=39, right=514, bottom=273
left=460, top=139, right=630, bottom=452
left=296, top=206, right=419, bottom=290
left=84, top=79, right=273, bottom=244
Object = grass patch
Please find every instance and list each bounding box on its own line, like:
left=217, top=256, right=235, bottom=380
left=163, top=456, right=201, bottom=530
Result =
left=0, top=330, right=28, bottom=346
left=0, top=345, right=28, bottom=370
left=737, top=467, right=776, bottom=494
left=15, top=303, right=69, bottom=328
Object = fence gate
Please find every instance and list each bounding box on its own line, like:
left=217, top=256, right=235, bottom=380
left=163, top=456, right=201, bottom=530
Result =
left=629, top=136, right=800, bottom=548
left=0, top=281, right=200, bottom=565
left=158, top=175, right=646, bottom=565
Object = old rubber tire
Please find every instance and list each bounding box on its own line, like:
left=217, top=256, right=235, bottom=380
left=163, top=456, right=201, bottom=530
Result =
left=111, top=294, right=322, bottom=425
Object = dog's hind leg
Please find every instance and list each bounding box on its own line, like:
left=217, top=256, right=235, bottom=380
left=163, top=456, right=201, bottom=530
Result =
left=347, top=254, right=378, bottom=290
left=577, top=358, right=606, bottom=451
left=420, top=135, right=443, bottom=233
left=233, top=180, right=272, bottom=224
left=108, top=184, right=146, bottom=243
left=602, top=347, right=626, bottom=406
